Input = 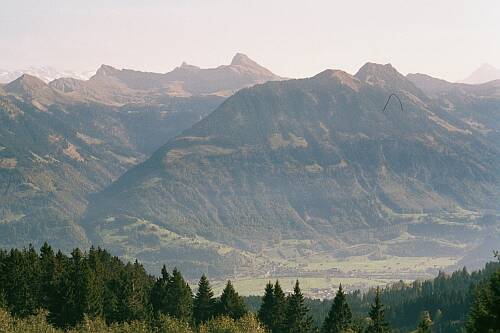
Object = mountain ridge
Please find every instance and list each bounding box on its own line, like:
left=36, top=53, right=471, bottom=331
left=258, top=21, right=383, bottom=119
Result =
left=81, top=63, right=500, bottom=276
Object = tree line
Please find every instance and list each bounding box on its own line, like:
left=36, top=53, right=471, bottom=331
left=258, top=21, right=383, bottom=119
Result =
left=0, top=244, right=498, bottom=332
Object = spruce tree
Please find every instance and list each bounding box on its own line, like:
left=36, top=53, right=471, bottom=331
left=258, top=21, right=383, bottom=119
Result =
left=258, top=282, right=275, bottom=330
left=166, top=268, right=193, bottom=322
left=217, top=280, right=247, bottom=319
left=3, top=247, right=41, bottom=317
left=467, top=265, right=500, bottom=332
left=273, top=281, right=287, bottom=333
left=193, top=274, right=216, bottom=325
left=322, top=284, right=352, bottom=333
left=366, top=287, right=390, bottom=333
left=66, top=248, right=89, bottom=326
left=284, top=280, right=313, bottom=333
left=84, top=247, right=104, bottom=319
left=39, top=242, right=56, bottom=307
left=150, top=265, right=170, bottom=315
left=123, top=260, right=151, bottom=321
left=47, top=250, right=68, bottom=327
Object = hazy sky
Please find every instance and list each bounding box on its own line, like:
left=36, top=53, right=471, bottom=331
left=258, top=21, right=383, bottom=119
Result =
left=1, top=0, right=499, bottom=81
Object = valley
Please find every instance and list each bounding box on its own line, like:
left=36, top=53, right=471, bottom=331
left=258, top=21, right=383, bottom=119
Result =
left=1, top=57, right=499, bottom=300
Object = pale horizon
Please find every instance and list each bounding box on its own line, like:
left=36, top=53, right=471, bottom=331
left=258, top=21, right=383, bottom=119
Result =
left=1, top=0, right=500, bottom=82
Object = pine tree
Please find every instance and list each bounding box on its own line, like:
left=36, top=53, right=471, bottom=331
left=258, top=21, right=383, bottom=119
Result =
left=39, top=242, right=55, bottom=307
left=366, top=287, right=390, bottom=333
left=284, top=280, right=313, bottom=333
left=84, top=247, right=104, bottom=319
left=258, top=282, right=275, bottom=330
left=218, top=280, right=247, bottom=319
left=416, top=311, right=432, bottom=333
left=47, top=250, right=68, bottom=327
left=122, top=260, right=151, bottom=321
left=322, top=284, right=352, bottom=333
left=193, top=274, right=216, bottom=325
left=467, top=268, right=500, bottom=332
left=64, top=248, right=89, bottom=326
left=166, top=268, right=193, bottom=322
left=150, top=265, right=170, bottom=315
left=272, top=280, right=287, bottom=333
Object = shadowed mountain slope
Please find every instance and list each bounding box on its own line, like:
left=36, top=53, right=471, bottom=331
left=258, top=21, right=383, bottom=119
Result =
left=82, top=64, right=500, bottom=276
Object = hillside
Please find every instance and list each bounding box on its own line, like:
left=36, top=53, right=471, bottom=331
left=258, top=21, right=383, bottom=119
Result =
left=0, top=53, right=285, bottom=252
left=82, top=63, right=500, bottom=278
left=0, top=94, right=223, bottom=249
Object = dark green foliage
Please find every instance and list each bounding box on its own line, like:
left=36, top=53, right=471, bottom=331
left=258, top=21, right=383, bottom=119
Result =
left=1, top=246, right=41, bottom=317
left=150, top=265, right=170, bottom=315
left=39, top=243, right=56, bottom=307
left=256, top=281, right=287, bottom=333
left=167, top=268, right=194, bottom=322
left=193, top=274, right=216, bottom=325
left=150, top=266, right=193, bottom=322
left=322, top=284, right=352, bottom=333
left=258, top=282, right=275, bottom=330
left=366, top=288, right=389, bottom=333
left=466, top=254, right=500, bottom=333
left=218, top=281, right=247, bottom=319
left=273, top=281, right=288, bottom=333
left=285, top=280, right=313, bottom=333
left=0, top=244, right=155, bottom=328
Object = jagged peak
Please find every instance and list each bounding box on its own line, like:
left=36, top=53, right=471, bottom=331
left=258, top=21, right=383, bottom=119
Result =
left=230, top=53, right=254, bottom=66
left=228, top=53, right=281, bottom=79
left=95, top=64, right=120, bottom=77
left=355, top=62, right=428, bottom=101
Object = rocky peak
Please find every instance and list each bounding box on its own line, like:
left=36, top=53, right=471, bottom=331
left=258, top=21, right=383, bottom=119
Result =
left=4, top=74, right=48, bottom=96
left=230, top=53, right=254, bottom=66
left=355, top=63, right=403, bottom=83
left=355, top=62, right=427, bottom=100
left=94, top=64, right=120, bottom=77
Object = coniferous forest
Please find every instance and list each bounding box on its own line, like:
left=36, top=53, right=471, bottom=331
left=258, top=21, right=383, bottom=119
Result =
left=0, top=244, right=498, bottom=333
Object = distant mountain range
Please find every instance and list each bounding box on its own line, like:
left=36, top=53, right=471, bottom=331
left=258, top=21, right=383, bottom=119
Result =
left=460, top=63, right=500, bottom=84
left=1, top=54, right=283, bottom=107
left=0, top=67, right=94, bottom=84
left=48, top=53, right=283, bottom=105
left=1, top=56, right=499, bottom=279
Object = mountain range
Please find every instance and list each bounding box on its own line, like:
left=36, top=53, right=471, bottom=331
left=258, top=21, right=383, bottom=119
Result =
left=0, top=67, right=94, bottom=84
left=83, top=63, right=499, bottom=277
left=0, top=53, right=281, bottom=254
left=1, top=56, right=499, bottom=282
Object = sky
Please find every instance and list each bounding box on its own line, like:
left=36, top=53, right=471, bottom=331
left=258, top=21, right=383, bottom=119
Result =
left=1, top=0, right=499, bottom=82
